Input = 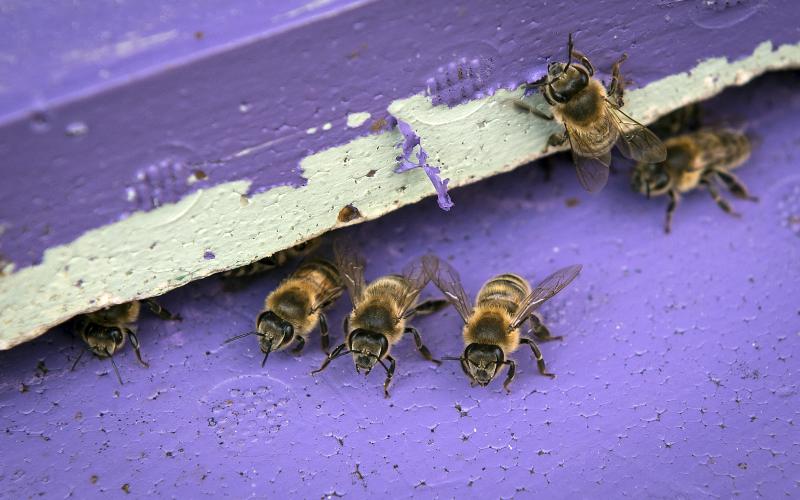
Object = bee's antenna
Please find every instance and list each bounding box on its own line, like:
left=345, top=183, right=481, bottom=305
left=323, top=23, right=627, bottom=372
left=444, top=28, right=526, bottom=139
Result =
left=565, top=33, right=575, bottom=70
left=261, top=342, right=273, bottom=367
left=105, top=350, right=123, bottom=385
left=223, top=331, right=263, bottom=344
left=440, top=356, right=464, bottom=362
left=70, top=349, right=86, bottom=371
left=646, top=182, right=652, bottom=199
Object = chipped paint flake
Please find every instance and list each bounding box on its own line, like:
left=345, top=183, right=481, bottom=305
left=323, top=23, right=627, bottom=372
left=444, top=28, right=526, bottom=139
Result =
left=2, top=39, right=800, bottom=349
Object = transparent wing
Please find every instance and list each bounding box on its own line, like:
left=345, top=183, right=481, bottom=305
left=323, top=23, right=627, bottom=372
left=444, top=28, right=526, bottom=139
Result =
left=509, top=264, right=582, bottom=330
left=565, top=124, right=612, bottom=193
left=333, top=240, right=367, bottom=306
left=573, top=151, right=611, bottom=193
left=397, top=256, right=433, bottom=319
left=608, top=104, right=667, bottom=163
left=425, top=255, right=473, bottom=323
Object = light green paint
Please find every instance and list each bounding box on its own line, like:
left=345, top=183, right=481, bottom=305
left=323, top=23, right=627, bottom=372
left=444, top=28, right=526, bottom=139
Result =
left=1, top=40, right=799, bottom=349
left=347, top=111, right=371, bottom=128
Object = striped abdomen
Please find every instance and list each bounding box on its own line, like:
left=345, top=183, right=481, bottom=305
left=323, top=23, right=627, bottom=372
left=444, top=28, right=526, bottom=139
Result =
left=351, top=275, right=411, bottom=341
left=267, top=259, right=342, bottom=326
left=475, top=274, right=531, bottom=317
left=222, top=238, right=322, bottom=279
left=692, top=129, right=751, bottom=173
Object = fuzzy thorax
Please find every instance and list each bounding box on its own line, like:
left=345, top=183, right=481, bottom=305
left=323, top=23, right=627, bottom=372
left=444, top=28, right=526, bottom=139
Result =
left=463, top=305, right=520, bottom=356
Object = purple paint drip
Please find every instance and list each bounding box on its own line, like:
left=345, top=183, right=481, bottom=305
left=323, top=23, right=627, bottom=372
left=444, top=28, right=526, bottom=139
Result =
left=395, top=120, right=454, bottom=211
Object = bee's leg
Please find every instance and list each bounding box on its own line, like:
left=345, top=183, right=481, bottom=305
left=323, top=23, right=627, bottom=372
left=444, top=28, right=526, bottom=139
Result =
left=108, top=355, right=124, bottom=385
left=142, top=299, right=182, bottom=321
left=291, top=336, right=306, bottom=354
left=571, top=49, right=595, bottom=76
left=311, top=343, right=347, bottom=374
left=502, top=360, right=517, bottom=393
left=127, top=330, right=149, bottom=368
left=701, top=178, right=741, bottom=218
left=408, top=298, right=449, bottom=318
left=405, top=326, right=441, bottom=365
left=70, top=348, right=86, bottom=371
left=607, top=53, right=628, bottom=106
left=715, top=170, right=759, bottom=201
left=665, top=189, right=679, bottom=234
left=319, top=313, right=331, bottom=354
left=529, top=313, right=563, bottom=342
left=382, top=355, right=397, bottom=399
left=519, top=337, right=556, bottom=378
left=512, top=99, right=554, bottom=121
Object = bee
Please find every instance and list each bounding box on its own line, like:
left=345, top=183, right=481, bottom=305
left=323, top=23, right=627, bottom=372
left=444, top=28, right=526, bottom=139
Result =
left=515, top=33, right=666, bottom=192
left=430, top=258, right=581, bottom=391
left=220, top=237, right=322, bottom=279
left=72, top=299, right=181, bottom=384
left=225, top=258, right=344, bottom=365
left=312, top=243, right=448, bottom=398
left=631, top=128, right=757, bottom=233
left=647, top=103, right=703, bottom=139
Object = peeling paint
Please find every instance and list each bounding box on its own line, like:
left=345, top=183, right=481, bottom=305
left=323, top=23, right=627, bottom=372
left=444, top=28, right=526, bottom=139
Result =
left=347, top=112, right=371, bottom=128
left=1, top=39, right=800, bottom=349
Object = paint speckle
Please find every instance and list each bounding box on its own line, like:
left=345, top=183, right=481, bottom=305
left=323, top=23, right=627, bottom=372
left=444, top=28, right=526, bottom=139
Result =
left=338, top=204, right=362, bottom=223
left=121, top=483, right=131, bottom=494
left=29, top=111, right=50, bottom=133
left=204, top=250, right=216, bottom=260
left=322, top=122, right=332, bottom=131
left=306, top=127, right=318, bottom=134
left=347, top=112, right=371, bottom=128
left=187, top=169, right=208, bottom=185
left=194, top=31, right=205, bottom=40
left=370, top=118, right=389, bottom=132
left=65, top=121, right=89, bottom=137
left=238, top=102, right=252, bottom=113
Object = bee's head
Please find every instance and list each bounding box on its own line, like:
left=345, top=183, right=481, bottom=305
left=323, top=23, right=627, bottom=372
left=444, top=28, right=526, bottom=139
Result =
left=83, top=323, right=125, bottom=358
left=256, top=310, right=295, bottom=356
left=545, top=62, right=590, bottom=104
left=462, top=344, right=504, bottom=387
left=631, top=161, right=671, bottom=197
left=348, top=329, right=388, bottom=374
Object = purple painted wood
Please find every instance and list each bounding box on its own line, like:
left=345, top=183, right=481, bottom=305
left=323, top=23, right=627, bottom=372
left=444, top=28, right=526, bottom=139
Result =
left=1, top=72, right=798, bottom=497
left=0, top=0, right=795, bottom=267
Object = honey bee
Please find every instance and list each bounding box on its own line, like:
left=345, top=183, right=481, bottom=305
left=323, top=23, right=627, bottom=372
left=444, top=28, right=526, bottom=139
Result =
left=312, top=243, right=448, bottom=397
left=515, top=33, right=666, bottom=192
left=647, top=103, right=703, bottom=139
left=72, top=299, right=181, bottom=384
left=220, top=237, right=322, bottom=279
left=430, top=258, right=581, bottom=391
left=631, top=128, right=756, bottom=233
left=225, top=258, right=344, bottom=365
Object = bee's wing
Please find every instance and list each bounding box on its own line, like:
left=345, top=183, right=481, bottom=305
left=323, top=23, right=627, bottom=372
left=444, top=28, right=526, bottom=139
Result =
left=333, top=240, right=367, bottom=306
left=607, top=103, right=668, bottom=163
left=564, top=124, right=612, bottom=193
left=425, top=255, right=473, bottom=323
left=508, top=264, right=582, bottom=331
left=572, top=151, right=611, bottom=193
left=396, top=256, right=434, bottom=319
